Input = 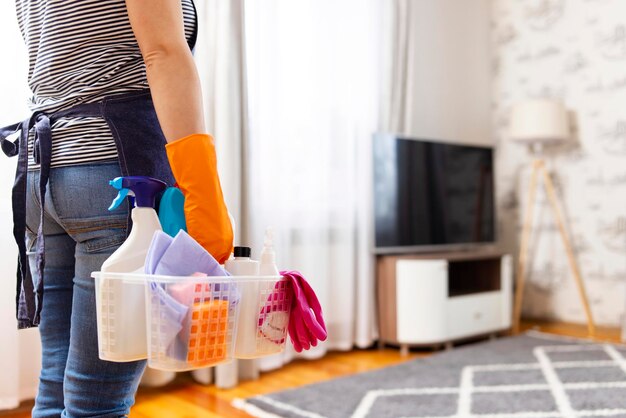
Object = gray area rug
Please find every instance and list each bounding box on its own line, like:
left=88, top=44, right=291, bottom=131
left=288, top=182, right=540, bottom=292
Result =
left=232, top=332, right=626, bottom=418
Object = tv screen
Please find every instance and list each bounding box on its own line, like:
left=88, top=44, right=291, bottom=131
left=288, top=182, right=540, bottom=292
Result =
left=373, top=134, right=495, bottom=251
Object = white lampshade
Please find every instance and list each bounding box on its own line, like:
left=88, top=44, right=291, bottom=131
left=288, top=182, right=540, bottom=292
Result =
left=509, top=99, right=570, bottom=144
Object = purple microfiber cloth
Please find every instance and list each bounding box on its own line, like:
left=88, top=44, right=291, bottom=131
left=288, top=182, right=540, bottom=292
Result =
left=145, top=231, right=174, bottom=274
left=147, top=283, right=188, bottom=354
left=145, top=230, right=232, bottom=362
left=153, top=230, right=229, bottom=277
left=144, top=231, right=186, bottom=360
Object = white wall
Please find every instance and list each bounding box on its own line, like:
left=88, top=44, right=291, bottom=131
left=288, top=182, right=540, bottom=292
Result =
left=0, top=3, right=41, bottom=409
left=492, top=0, right=626, bottom=326
left=403, top=0, right=492, bottom=146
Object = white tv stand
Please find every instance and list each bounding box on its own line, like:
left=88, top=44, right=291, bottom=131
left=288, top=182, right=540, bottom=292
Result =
left=377, top=249, right=512, bottom=355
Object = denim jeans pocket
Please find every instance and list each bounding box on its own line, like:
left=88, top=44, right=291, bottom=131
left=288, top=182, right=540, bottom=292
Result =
left=86, top=231, right=127, bottom=253
left=44, top=162, right=129, bottom=253
left=64, top=216, right=128, bottom=253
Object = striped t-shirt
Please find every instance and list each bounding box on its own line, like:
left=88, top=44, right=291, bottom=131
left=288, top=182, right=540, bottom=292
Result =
left=15, top=0, right=197, bottom=168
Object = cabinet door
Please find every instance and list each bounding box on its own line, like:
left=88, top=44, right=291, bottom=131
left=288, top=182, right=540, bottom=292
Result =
left=447, top=292, right=501, bottom=340
left=396, top=260, right=447, bottom=344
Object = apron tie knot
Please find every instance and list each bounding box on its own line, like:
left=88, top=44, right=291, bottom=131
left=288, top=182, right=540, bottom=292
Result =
left=31, top=112, right=51, bottom=165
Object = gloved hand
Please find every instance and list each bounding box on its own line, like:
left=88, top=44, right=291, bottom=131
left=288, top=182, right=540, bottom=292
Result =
left=165, top=134, right=233, bottom=264
left=280, top=270, right=327, bottom=352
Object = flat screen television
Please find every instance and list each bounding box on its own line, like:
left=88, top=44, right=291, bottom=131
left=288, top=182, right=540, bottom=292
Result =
left=373, top=134, right=495, bottom=253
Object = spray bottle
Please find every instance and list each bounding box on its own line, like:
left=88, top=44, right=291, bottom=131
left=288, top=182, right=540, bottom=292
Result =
left=97, top=176, right=167, bottom=362
left=101, top=176, right=167, bottom=272
left=257, top=227, right=289, bottom=347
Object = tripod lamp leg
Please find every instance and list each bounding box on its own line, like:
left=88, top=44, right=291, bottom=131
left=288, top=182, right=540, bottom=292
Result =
left=539, top=162, right=596, bottom=337
left=513, top=160, right=541, bottom=334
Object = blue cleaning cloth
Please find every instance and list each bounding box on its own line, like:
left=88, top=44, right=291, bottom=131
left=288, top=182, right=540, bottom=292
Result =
left=158, top=187, right=187, bottom=237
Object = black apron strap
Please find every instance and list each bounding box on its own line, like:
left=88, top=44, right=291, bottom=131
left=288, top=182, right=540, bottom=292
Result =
left=0, top=101, right=105, bottom=328
left=33, top=112, right=51, bottom=326
left=6, top=117, right=37, bottom=327
left=0, top=92, right=174, bottom=328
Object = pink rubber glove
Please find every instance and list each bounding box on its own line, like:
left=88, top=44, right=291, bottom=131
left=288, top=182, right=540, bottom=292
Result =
left=280, top=270, right=327, bottom=352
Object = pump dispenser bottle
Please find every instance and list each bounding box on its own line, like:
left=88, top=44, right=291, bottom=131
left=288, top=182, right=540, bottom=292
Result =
left=259, top=227, right=279, bottom=276
left=257, top=227, right=289, bottom=349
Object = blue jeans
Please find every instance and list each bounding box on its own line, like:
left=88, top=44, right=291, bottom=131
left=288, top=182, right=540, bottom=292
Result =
left=26, top=162, right=146, bottom=418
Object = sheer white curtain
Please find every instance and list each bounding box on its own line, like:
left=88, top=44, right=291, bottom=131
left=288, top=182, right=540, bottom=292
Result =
left=146, top=0, right=388, bottom=386
left=140, top=0, right=250, bottom=388
left=385, top=0, right=413, bottom=134
left=0, top=3, right=42, bottom=411
left=244, top=0, right=385, bottom=369
left=195, top=0, right=252, bottom=387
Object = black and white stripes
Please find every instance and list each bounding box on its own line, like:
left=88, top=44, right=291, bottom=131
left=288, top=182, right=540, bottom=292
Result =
left=15, top=0, right=196, bottom=168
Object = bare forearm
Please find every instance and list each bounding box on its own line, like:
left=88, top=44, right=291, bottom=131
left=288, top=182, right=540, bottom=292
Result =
left=125, top=0, right=205, bottom=142
left=144, top=48, right=205, bottom=142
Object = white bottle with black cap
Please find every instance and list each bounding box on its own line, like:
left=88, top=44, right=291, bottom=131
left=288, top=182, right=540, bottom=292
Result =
left=225, top=246, right=260, bottom=360
left=225, top=246, right=259, bottom=276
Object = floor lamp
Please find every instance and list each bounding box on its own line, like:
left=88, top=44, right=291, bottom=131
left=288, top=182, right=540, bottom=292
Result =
left=509, top=99, right=595, bottom=337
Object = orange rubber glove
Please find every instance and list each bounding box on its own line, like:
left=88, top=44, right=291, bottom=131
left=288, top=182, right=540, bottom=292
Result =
left=165, top=134, right=233, bottom=264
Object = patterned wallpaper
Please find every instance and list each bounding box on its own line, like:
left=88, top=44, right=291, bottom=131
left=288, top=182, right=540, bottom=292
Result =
left=492, top=0, right=626, bottom=326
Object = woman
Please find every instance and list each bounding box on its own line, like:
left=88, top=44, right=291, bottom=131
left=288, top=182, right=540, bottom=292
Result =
left=0, top=0, right=232, bottom=416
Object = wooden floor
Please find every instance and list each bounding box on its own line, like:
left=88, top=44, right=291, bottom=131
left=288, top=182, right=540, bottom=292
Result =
left=1, top=320, right=621, bottom=418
